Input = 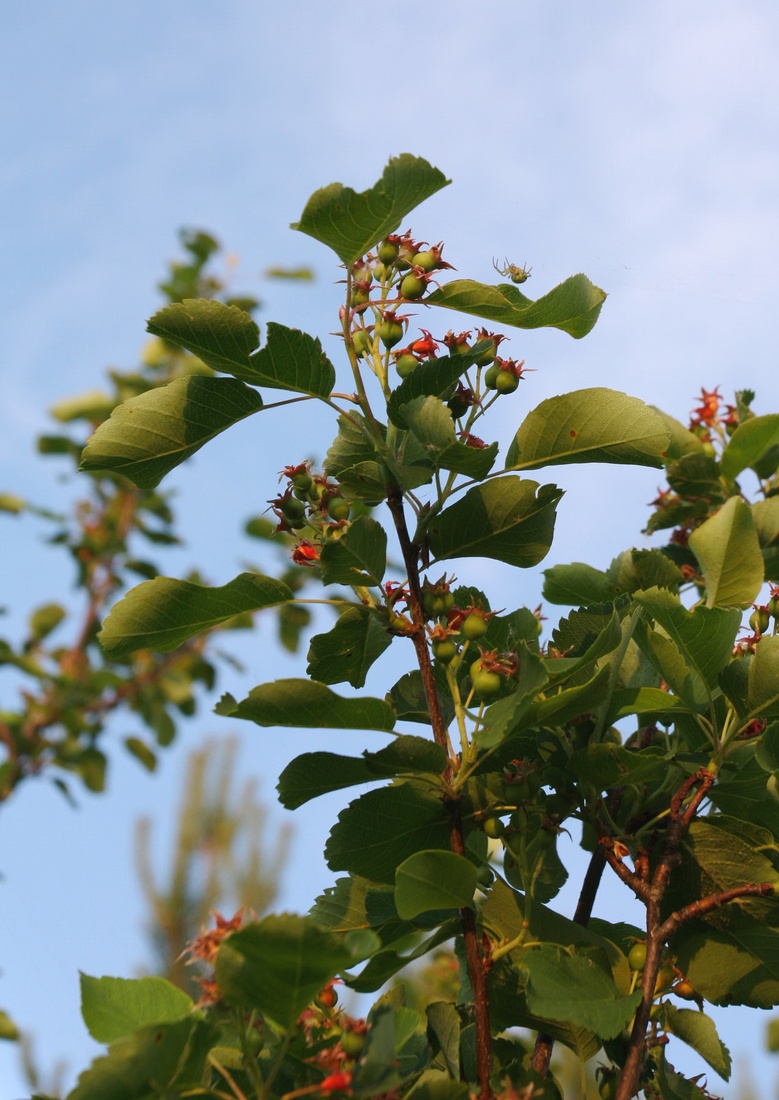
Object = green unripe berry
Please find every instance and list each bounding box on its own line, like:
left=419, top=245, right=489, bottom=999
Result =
left=432, top=639, right=458, bottom=664
left=377, top=239, right=399, bottom=265
left=494, top=370, right=520, bottom=395
left=461, top=612, right=489, bottom=641
left=327, top=496, right=351, bottom=521
left=401, top=273, right=427, bottom=300
left=395, top=354, right=418, bottom=379
left=750, top=607, right=770, bottom=634
left=482, top=814, right=505, bottom=839
left=476, top=864, right=494, bottom=888
left=628, top=942, right=647, bottom=972
left=483, top=364, right=501, bottom=390
left=351, top=286, right=371, bottom=308
left=340, top=1031, right=365, bottom=1057
left=352, top=329, right=373, bottom=358
left=470, top=660, right=501, bottom=699
left=379, top=318, right=404, bottom=348
left=291, top=471, right=313, bottom=493
left=412, top=250, right=438, bottom=273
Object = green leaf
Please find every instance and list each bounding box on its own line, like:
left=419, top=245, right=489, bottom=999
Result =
left=99, top=572, right=293, bottom=657
left=387, top=345, right=492, bottom=429
left=147, top=297, right=258, bottom=375
left=0, top=1009, right=19, bottom=1041
left=307, top=605, right=392, bottom=687
left=216, top=679, right=396, bottom=732
left=524, top=664, right=612, bottom=728
left=688, top=496, right=764, bottom=608
left=542, top=562, right=615, bottom=605
left=319, top=516, right=388, bottom=586
left=325, top=413, right=388, bottom=502
left=426, top=274, right=607, bottom=339
left=292, top=154, right=450, bottom=265
left=506, top=388, right=669, bottom=471
left=473, top=647, right=549, bottom=749
left=388, top=668, right=456, bottom=727
left=634, top=587, right=741, bottom=692
left=721, top=637, right=779, bottom=720
left=215, top=915, right=356, bottom=1029
left=721, top=414, right=779, bottom=479
left=79, top=375, right=263, bottom=490
left=79, top=975, right=192, bottom=1043
left=395, top=851, right=477, bottom=918
left=277, top=735, right=446, bottom=809
left=325, top=781, right=451, bottom=883
left=402, top=396, right=498, bottom=478
left=664, top=1004, right=731, bottom=1080
left=427, top=476, right=562, bottom=568
left=607, top=548, right=683, bottom=595
left=650, top=407, right=707, bottom=461
left=240, top=322, right=336, bottom=397
left=68, top=1018, right=215, bottom=1100
left=752, top=496, right=779, bottom=548
left=522, top=946, right=642, bottom=1039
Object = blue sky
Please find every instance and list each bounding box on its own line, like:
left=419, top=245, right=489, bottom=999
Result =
left=1, top=2, right=778, bottom=1095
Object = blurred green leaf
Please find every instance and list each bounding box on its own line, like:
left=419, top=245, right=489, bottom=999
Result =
left=100, top=572, right=293, bottom=657
left=80, top=974, right=192, bottom=1043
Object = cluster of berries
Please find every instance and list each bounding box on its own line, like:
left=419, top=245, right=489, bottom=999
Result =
left=271, top=462, right=352, bottom=567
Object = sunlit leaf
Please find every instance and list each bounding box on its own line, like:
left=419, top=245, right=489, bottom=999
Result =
left=689, top=497, right=764, bottom=608
left=507, top=388, right=669, bottom=471
left=80, top=376, right=263, bottom=490
left=292, top=154, right=450, bottom=265
left=426, top=274, right=606, bottom=339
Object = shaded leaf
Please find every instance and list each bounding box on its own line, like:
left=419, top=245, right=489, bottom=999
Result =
left=319, top=516, right=388, bottom=587
left=215, top=915, right=356, bottom=1028
left=277, top=735, right=446, bottom=809
left=99, top=572, right=293, bottom=657
left=307, top=605, right=392, bottom=687
left=543, top=562, right=615, bottom=606
left=522, top=946, right=641, bottom=1039
left=292, top=154, right=450, bottom=266
left=395, top=851, right=477, bottom=918
left=387, top=344, right=492, bottom=429
left=325, top=781, right=451, bottom=883
left=426, top=274, right=606, bottom=339
left=402, top=396, right=498, bottom=478
left=68, top=1019, right=215, bottom=1100
left=216, top=679, right=395, bottom=732
left=80, top=376, right=263, bottom=490
left=664, top=1004, right=731, bottom=1080
left=388, top=668, right=456, bottom=727
left=428, top=476, right=562, bottom=568
left=506, top=388, right=669, bottom=471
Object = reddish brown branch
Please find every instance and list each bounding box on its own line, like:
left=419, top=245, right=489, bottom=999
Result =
left=385, top=485, right=493, bottom=1098
left=659, top=881, right=776, bottom=940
